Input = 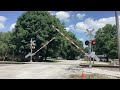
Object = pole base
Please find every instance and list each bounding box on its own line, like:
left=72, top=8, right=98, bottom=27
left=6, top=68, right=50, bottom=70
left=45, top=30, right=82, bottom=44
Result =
left=89, top=64, right=92, bottom=68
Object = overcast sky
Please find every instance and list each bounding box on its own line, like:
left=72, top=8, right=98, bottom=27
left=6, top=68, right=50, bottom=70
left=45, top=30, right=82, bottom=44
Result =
left=0, top=11, right=120, bottom=47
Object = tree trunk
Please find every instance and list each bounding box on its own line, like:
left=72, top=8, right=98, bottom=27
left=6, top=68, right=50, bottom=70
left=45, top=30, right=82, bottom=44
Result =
left=45, top=55, right=47, bottom=61
left=3, top=52, right=7, bottom=61
left=40, top=56, right=44, bottom=62
left=44, top=46, right=48, bottom=61
left=37, top=52, right=44, bottom=62
left=36, top=53, right=39, bottom=62
left=12, top=50, right=14, bottom=61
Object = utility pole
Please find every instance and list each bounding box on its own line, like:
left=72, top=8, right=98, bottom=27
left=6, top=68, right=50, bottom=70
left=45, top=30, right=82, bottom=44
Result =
left=89, top=33, right=92, bottom=67
left=115, top=11, right=120, bottom=71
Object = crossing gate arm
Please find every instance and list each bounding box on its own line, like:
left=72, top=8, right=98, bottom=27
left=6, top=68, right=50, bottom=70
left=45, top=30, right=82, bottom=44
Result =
left=52, top=25, right=87, bottom=56
left=34, top=37, right=55, bottom=55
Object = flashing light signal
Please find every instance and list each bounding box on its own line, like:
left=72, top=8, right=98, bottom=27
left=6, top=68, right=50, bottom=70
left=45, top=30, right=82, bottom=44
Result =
left=85, top=40, right=89, bottom=45
left=92, top=40, right=96, bottom=45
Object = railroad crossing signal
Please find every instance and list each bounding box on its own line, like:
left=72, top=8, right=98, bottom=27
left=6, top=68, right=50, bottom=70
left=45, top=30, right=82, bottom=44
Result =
left=86, top=29, right=94, bottom=37
left=30, top=38, right=36, bottom=62
left=52, top=25, right=100, bottom=66
left=25, top=37, right=55, bottom=59
left=86, top=29, right=95, bottom=67
left=85, top=40, right=96, bottom=45
left=30, top=39, right=36, bottom=49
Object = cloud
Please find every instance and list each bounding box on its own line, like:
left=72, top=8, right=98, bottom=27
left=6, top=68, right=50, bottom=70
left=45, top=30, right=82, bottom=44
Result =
left=75, top=16, right=120, bottom=34
left=48, top=11, right=56, bottom=16
left=0, top=16, right=7, bottom=22
left=79, top=38, right=86, bottom=48
left=56, top=11, right=70, bottom=22
left=65, top=25, right=75, bottom=31
left=76, top=13, right=86, bottom=19
left=10, top=23, right=16, bottom=31
left=0, top=23, right=5, bottom=29
left=0, top=16, right=7, bottom=30
left=76, top=22, right=88, bottom=32
left=56, top=11, right=70, bottom=20
left=49, top=11, right=71, bottom=22
left=65, top=27, right=70, bottom=31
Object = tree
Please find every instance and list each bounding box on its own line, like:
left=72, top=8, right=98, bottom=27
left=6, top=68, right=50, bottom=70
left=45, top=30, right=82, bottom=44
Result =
left=0, top=32, right=12, bottom=61
left=95, top=24, right=117, bottom=59
left=85, top=47, right=89, bottom=53
left=61, top=31, right=84, bottom=59
left=11, top=11, right=84, bottom=61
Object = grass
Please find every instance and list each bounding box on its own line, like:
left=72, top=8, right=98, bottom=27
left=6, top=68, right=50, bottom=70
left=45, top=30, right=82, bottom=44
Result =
left=0, top=61, right=26, bottom=64
left=44, top=59, right=62, bottom=62
left=0, top=58, right=62, bottom=64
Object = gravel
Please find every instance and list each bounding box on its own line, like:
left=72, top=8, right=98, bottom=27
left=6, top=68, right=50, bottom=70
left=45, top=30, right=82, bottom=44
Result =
left=96, top=67, right=120, bottom=72
left=0, top=60, right=120, bottom=79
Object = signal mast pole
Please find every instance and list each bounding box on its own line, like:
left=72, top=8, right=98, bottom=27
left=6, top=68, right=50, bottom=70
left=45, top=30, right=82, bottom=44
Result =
left=86, top=29, right=94, bottom=67
left=115, top=11, right=120, bottom=71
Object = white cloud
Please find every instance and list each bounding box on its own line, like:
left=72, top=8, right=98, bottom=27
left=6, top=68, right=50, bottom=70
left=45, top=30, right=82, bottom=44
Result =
left=76, top=22, right=88, bottom=31
left=10, top=23, right=16, bottom=31
left=49, top=11, right=71, bottom=22
left=65, top=25, right=75, bottom=31
left=75, top=16, right=120, bottom=34
left=65, top=27, right=70, bottom=31
left=76, top=13, right=86, bottom=19
left=79, top=38, right=86, bottom=48
left=0, top=16, right=7, bottom=30
left=48, top=11, right=56, bottom=16
left=56, top=11, right=70, bottom=22
left=0, top=16, right=7, bottom=22
left=0, top=23, right=5, bottom=29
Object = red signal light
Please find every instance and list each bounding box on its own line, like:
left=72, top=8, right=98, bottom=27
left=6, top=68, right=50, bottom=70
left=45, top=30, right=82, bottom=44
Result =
left=92, top=40, right=96, bottom=45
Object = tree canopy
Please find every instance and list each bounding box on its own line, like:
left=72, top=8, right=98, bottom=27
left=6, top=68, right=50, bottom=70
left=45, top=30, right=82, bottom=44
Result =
left=9, top=11, right=83, bottom=61
left=94, top=24, right=117, bottom=59
left=0, top=32, right=14, bottom=61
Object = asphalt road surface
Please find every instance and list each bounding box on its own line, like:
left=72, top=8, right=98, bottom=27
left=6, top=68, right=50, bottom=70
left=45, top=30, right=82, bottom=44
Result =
left=0, top=60, right=81, bottom=79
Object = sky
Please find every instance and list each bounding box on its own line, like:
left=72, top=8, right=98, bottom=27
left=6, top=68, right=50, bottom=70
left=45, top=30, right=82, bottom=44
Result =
left=0, top=11, right=120, bottom=47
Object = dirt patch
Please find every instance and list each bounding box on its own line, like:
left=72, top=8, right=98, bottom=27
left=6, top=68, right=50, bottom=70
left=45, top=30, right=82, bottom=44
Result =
left=96, top=67, right=120, bottom=72
left=67, top=64, right=120, bottom=79
left=80, top=63, right=118, bottom=68
left=69, top=73, right=118, bottom=79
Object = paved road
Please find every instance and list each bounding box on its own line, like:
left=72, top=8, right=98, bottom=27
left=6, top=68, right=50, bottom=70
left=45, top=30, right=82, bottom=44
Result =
left=0, top=60, right=81, bottom=79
